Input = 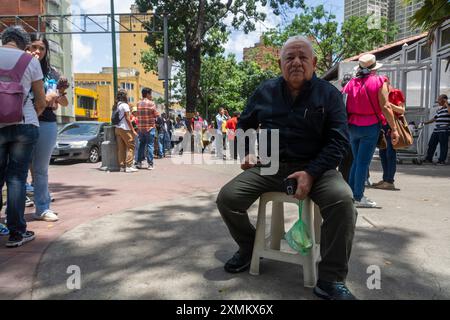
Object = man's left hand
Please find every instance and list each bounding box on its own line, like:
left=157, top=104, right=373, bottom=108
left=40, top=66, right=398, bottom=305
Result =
left=287, top=171, right=314, bottom=200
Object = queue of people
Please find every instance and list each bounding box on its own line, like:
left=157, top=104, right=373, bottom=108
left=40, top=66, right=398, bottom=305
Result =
left=0, top=26, right=68, bottom=247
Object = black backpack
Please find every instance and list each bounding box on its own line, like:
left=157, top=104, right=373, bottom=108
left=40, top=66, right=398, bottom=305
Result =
left=111, top=102, right=124, bottom=125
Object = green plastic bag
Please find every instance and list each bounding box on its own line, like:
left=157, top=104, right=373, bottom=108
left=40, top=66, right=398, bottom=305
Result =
left=284, top=200, right=313, bottom=256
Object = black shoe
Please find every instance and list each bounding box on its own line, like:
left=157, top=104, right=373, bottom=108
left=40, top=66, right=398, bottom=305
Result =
left=313, top=280, right=357, bottom=300
left=224, top=251, right=252, bottom=273
left=5, top=230, right=35, bottom=248
left=423, top=159, right=433, bottom=164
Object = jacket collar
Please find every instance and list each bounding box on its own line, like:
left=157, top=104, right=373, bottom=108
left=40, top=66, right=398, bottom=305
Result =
left=281, top=73, right=318, bottom=103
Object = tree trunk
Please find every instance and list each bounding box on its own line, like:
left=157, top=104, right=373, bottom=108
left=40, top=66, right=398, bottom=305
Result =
left=185, top=44, right=201, bottom=124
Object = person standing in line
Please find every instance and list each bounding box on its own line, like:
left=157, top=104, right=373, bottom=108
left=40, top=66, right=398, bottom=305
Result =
left=114, top=89, right=138, bottom=173
left=343, top=54, right=399, bottom=208
left=226, top=111, right=240, bottom=160
left=156, top=113, right=171, bottom=158
left=215, top=107, right=228, bottom=159
left=423, top=94, right=450, bottom=165
left=372, top=77, right=406, bottom=190
left=29, top=34, right=69, bottom=222
left=191, top=111, right=204, bottom=153
left=0, top=26, right=46, bottom=247
left=130, top=106, right=140, bottom=165
left=136, top=87, right=159, bottom=169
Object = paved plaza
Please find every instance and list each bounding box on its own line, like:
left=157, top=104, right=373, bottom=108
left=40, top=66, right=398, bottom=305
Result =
left=1, top=154, right=449, bottom=300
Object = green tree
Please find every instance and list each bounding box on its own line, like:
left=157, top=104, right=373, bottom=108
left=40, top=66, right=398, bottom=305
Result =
left=263, top=5, right=398, bottom=75
left=405, top=0, right=450, bottom=43
left=135, top=0, right=305, bottom=121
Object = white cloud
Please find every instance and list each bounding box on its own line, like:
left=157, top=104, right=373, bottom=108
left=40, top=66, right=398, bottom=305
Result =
left=73, top=34, right=93, bottom=72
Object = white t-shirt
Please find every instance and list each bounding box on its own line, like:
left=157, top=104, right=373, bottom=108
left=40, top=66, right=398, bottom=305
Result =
left=117, top=102, right=131, bottom=131
left=0, top=47, right=43, bottom=128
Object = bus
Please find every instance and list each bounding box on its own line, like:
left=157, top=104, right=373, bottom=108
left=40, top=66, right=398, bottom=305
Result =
left=74, top=87, right=99, bottom=121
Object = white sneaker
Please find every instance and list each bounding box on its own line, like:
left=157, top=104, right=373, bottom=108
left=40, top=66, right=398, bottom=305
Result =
left=33, top=210, right=59, bottom=222
left=25, top=196, right=34, bottom=207
left=147, top=163, right=154, bottom=170
left=125, top=167, right=139, bottom=173
left=355, top=196, right=377, bottom=208
left=136, top=162, right=144, bottom=169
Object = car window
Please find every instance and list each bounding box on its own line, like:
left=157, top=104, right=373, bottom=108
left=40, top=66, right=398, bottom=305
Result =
left=60, top=124, right=100, bottom=136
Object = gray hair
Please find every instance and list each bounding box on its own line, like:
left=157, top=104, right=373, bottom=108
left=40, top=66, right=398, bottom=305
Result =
left=1, top=25, right=31, bottom=50
left=280, top=35, right=316, bottom=59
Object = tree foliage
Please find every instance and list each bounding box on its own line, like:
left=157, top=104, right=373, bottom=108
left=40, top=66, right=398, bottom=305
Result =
left=263, top=5, right=398, bottom=75
left=172, top=54, right=278, bottom=120
left=134, top=0, right=305, bottom=119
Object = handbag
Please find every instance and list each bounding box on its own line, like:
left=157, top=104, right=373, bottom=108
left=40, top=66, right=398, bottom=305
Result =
left=362, top=80, right=387, bottom=150
left=392, top=115, right=414, bottom=149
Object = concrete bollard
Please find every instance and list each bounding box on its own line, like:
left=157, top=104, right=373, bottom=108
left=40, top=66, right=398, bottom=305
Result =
left=100, top=126, right=120, bottom=172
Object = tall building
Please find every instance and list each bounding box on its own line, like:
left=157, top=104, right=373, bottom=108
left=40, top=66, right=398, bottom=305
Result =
left=0, top=0, right=74, bottom=123
left=74, top=5, right=164, bottom=122
left=392, top=0, right=424, bottom=41
left=45, top=0, right=74, bottom=123
left=119, top=4, right=164, bottom=100
left=344, top=0, right=425, bottom=41
left=344, top=0, right=389, bottom=21
left=243, top=36, right=280, bottom=70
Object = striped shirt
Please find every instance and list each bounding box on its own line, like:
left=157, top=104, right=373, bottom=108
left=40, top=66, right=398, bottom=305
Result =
left=137, top=98, right=159, bottom=132
left=433, top=106, right=450, bottom=133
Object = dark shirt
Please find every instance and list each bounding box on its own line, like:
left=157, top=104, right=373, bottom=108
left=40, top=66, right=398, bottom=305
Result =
left=237, top=74, right=350, bottom=179
left=39, top=68, right=60, bottom=122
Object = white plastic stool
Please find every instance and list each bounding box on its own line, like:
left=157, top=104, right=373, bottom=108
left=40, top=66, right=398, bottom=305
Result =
left=249, top=192, right=322, bottom=288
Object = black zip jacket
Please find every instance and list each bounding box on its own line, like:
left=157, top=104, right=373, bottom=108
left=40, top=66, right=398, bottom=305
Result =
left=237, top=74, right=350, bottom=179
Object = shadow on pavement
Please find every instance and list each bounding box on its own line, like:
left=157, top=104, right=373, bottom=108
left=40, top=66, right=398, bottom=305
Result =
left=48, top=182, right=117, bottom=201
left=370, top=159, right=450, bottom=179
left=31, top=193, right=449, bottom=300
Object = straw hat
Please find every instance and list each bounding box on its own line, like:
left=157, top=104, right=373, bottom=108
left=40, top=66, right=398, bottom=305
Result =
left=354, top=53, right=383, bottom=71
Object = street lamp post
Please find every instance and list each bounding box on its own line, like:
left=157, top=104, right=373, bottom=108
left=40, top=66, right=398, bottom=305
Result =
left=163, top=13, right=170, bottom=115
left=111, top=0, right=118, bottom=99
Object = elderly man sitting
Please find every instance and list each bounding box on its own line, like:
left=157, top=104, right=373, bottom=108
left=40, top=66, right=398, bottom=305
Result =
left=216, top=36, right=358, bottom=300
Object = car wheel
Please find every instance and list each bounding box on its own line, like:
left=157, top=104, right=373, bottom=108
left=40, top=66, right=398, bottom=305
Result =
left=88, top=146, right=100, bottom=163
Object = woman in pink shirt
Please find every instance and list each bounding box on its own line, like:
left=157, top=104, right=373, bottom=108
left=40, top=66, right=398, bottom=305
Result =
left=343, top=54, right=399, bottom=208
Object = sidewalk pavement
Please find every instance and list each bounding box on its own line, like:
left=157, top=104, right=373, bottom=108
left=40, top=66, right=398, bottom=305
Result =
left=1, top=154, right=450, bottom=299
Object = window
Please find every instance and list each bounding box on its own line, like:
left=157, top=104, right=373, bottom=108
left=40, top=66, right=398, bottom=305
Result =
left=420, top=44, right=430, bottom=60
left=407, top=49, right=416, bottom=62
left=441, top=26, right=450, bottom=48
left=77, top=96, right=96, bottom=111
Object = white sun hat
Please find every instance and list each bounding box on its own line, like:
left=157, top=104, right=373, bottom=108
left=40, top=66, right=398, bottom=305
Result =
left=354, top=53, right=383, bottom=71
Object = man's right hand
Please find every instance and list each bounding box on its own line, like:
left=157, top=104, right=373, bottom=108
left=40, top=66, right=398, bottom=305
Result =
left=241, top=154, right=258, bottom=170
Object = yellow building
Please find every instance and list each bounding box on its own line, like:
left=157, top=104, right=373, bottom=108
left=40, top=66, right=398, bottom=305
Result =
left=74, top=4, right=164, bottom=123
left=119, top=4, right=163, bottom=94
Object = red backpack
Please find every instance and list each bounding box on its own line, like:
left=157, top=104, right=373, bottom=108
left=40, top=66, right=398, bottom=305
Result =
left=0, top=53, right=33, bottom=123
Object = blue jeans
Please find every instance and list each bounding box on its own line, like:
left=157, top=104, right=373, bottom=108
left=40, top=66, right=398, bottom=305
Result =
left=426, top=131, right=449, bottom=162
left=138, top=128, right=155, bottom=165
left=32, top=121, right=58, bottom=216
left=379, top=125, right=397, bottom=183
left=348, top=123, right=380, bottom=201
left=0, top=124, right=39, bottom=234
left=134, top=135, right=140, bottom=163
left=158, top=131, right=170, bottom=157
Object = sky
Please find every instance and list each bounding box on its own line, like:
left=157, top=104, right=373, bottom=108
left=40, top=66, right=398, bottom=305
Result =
left=71, top=0, right=344, bottom=73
